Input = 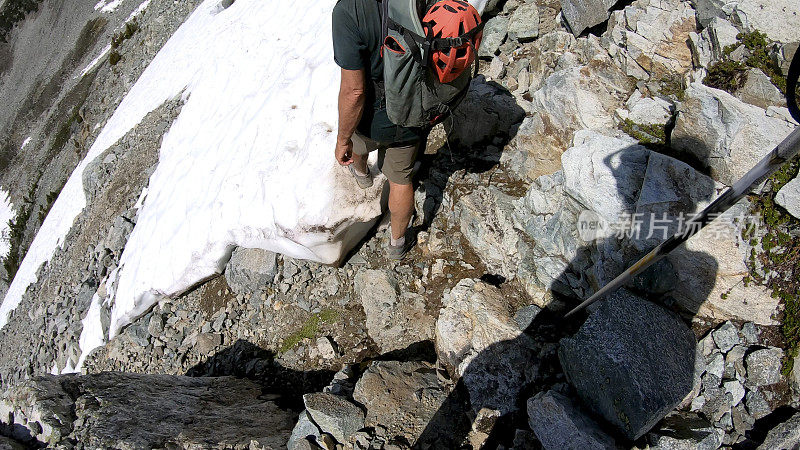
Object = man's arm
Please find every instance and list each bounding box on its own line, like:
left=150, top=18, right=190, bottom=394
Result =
left=335, top=68, right=367, bottom=166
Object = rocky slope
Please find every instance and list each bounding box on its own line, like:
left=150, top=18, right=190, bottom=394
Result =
left=1, top=0, right=800, bottom=448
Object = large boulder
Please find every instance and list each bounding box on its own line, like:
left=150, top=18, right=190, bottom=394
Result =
left=352, top=360, right=466, bottom=447
left=435, top=279, right=539, bottom=414
left=672, top=83, right=797, bottom=186
left=354, top=269, right=435, bottom=353
left=224, top=247, right=278, bottom=295
left=527, top=390, right=616, bottom=450
left=507, top=1, right=540, bottom=42
left=0, top=373, right=294, bottom=448
left=302, top=393, right=365, bottom=444
left=509, top=54, right=633, bottom=181
left=604, top=0, right=697, bottom=80
left=559, top=289, right=697, bottom=440
left=456, top=186, right=520, bottom=280
left=757, top=412, right=800, bottom=450
left=731, top=0, right=800, bottom=43
left=560, top=0, right=619, bottom=37
left=776, top=175, right=800, bottom=219
left=633, top=151, right=779, bottom=324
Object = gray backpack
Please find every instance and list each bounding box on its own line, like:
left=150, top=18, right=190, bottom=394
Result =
left=377, top=0, right=483, bottom=129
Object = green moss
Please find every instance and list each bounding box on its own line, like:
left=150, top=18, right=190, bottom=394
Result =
left=109, top=51, right=121, bottom=66
left=278, top=308, right=340, bottom=353
left=746, top=155, right=800, bottom=374
left=111, top=20, right=139, bottom=49
left=657, top=76, right=686, bottom=101
left=704, top=31, right=798, bottom=99
left=620, top=118, right=667, bottom=145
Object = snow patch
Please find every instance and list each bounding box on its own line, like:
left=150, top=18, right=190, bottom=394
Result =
left=78, top=43, right=112, bottom=79
left=0, top=0, right=487, bottom=344
left=126, top=0, right=152, bottom=22
left=95, top=0, right=124, bottom=13
left=20, top=137, right=31, bottom=149
left=0, top=190, right=14, bottom=260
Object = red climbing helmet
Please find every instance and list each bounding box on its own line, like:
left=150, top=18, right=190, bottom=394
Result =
left=422, top=0, right=483, bottom=83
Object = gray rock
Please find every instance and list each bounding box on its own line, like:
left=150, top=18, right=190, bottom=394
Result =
left=706, top=352, right=725, bottom=379
left=745, top=347, right=784, bottom=386
left=700, top=387, right=731, bottom=422
left=288, top=410, right=322, bottom=450
left=776, top=176, right=800, bottom=220
left=741, top=322, right=759, bottom=344
left=692, top=0, right=735, bottom=28
left=0, top=373, right=293, bottom=447
left=672, top=82, right=797, bottom=186
left=757, top=412, right=800, bottom=450
left=724, top=345, right=748, bottom=379
left=303, top=393, right=364, bottom=444
left=731, top=0, right=800, bottom=43
left=560, top=0, right=617, bottom=36
left=723, top=379, right=745, bottom=406
left=559, top=289, right=697, bottom=440
left=485, top=56, right=506, bottom=80
left=745, top=389, right=771, bottom=420
left=450, top=77, right=526, bottom=148
left=712, top=321, right=741, bottom=353
left=648, top=412, right=724, bottom=450
left=479, top=16, right=509, bottom=57
left=353, top=360, right=461, bottom=447
left=436, top=279, right=539, bottom=414
left=354, top=269, right=434, bottom=353
left=195, top=332, right=222, bottom=354
left=224, top=247, right=278, bottom=295
left=736, top=68, right=786, bottom=109
left=508, top=2, right=539, bottom=41
left=457, top=186, right=520, bottom=280
left=513, top=305, right=542, bottom=330
left=527, top=390, right=616, bottom=450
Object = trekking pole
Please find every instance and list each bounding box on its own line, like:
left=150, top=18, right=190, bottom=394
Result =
left=564, top=50, right=800, bottom=319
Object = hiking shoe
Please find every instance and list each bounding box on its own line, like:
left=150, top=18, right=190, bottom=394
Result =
left=348, top=164, right=373, bottom=189
left=386, top=234, right=415, bottom=260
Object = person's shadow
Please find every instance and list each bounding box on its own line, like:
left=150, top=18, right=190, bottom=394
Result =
left=416, top=143, right=723, bottom=448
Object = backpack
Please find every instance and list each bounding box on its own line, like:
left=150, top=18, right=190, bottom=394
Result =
left=376, top=0, right=484, bottom=129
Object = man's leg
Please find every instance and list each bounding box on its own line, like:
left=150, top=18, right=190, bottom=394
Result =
left=388, top=180, right=414, bottom=240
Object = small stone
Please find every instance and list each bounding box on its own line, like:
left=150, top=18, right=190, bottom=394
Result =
left=740, top=322, right=758, bottom=344
left=316, top=337, right=338, bottom=360
left=527, top=391, right=615, bottom=450
left=724, top=345, right=748, bottom=379
left=706, top=352, right=724, bottom=379
left=745, top=390, right=771, bottom=420
left=486, top=57, right=506, bottom=80
left=723, top=380, right=745, bottom=406
left=745, top=347, right=784, bottom=387
left=513, top=305, right=541, bottom=331
left=303, top=393, right=365, bottom=444
left=712, top=322, right=741, bottom=353
left=288, top=411, right=321, bottom=450
left=196, top=333, right=222, bottom=354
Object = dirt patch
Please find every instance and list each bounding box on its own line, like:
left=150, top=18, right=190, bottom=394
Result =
left=199, top=275, right=237, bottom=319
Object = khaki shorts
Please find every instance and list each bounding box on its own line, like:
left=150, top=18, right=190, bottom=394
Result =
left=352, top=132, right=420, bottom=185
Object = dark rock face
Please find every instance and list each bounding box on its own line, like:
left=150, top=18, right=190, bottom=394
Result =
left=559, top=289, right=697, bottom=440
left=527, top=390, right=615, bottom=450
left=1, top=372, right=294, bottom=448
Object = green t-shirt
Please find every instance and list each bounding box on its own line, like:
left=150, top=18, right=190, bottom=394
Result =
left=332, top=0, right=421, bottom=145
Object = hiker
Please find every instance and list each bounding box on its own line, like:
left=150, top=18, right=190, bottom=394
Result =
left=332, top=0, right=483, bottom=259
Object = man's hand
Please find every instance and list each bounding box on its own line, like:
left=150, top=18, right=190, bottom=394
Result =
left=335, top=137, right=354, bottom=166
